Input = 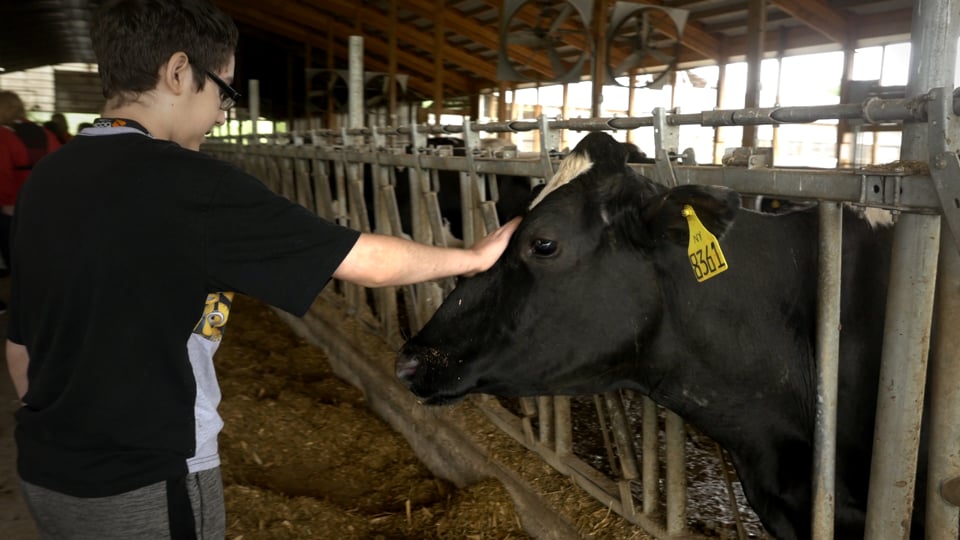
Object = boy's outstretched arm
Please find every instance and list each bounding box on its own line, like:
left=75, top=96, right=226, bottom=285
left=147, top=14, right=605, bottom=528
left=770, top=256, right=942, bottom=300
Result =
left=6, top=340, right=28, bottom=400
left=333, top=217, right=520, bottom=288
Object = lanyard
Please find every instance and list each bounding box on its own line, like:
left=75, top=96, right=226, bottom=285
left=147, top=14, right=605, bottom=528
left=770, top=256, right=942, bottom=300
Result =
left=91, top=117, right=151, bottom=136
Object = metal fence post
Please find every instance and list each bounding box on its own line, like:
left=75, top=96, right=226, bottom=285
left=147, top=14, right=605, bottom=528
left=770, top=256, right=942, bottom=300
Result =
left=865, top=2, right=956, bottom=537
left=812, top=201, right=843, bottom=539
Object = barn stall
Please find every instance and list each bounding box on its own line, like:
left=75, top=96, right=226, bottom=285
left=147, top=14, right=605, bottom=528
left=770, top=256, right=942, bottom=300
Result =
left=201, top=0, right=960, bottom=537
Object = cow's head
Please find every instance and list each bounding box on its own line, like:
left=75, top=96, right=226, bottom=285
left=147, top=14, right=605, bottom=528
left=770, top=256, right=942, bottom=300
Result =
left=397, top=132, right=740, bottom=405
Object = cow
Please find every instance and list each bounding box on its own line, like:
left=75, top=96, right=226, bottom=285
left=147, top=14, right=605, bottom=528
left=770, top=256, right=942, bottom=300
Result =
left=395, top=131, right=926, bottom=539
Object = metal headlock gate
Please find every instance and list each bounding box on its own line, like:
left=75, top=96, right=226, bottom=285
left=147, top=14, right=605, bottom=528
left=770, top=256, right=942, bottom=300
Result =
left=204, top=3, right=960, bottom=538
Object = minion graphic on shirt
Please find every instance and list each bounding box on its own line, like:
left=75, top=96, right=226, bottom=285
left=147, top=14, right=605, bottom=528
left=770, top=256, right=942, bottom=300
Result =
left=193, top=292, right=234, bottom=341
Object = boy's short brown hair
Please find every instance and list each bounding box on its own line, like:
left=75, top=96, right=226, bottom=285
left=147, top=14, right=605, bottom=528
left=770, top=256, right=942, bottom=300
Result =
left=91, top=0, right=238, bottom=104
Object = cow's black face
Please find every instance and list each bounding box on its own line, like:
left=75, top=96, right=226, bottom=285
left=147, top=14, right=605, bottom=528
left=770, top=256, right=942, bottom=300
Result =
left=397, top=132, right=740, bottom=404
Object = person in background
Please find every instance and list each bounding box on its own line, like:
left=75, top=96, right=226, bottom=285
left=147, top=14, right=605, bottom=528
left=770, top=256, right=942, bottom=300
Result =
left=0, top=91, right=61, bottom=289
left=4, top=1, right=519, bottom=539
left=43, top=113, right=73, bottom=145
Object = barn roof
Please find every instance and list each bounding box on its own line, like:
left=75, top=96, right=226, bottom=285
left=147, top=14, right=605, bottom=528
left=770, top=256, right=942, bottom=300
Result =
left=0, top=0, right=915, bottom=119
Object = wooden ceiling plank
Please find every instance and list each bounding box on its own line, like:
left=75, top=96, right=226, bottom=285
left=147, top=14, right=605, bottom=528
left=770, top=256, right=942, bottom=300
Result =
left=721, top=9, right=911, bottom=65
left=229, top=2, right=477, bottom=94
left=768, top=0, right=849, bottom=44
left=325, top=21, right=476, bottom=93
left=400, top=0, right=559, bottom=80
left=218, top=3, right=441, bottom=97
left=318, top=0, right=500, bottom=81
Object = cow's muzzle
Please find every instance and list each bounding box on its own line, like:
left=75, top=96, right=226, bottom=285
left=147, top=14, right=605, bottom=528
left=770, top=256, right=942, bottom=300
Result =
left=395, top=354, right=419, bottom=386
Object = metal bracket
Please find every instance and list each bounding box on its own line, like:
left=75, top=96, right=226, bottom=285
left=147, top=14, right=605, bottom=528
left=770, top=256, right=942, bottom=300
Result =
left=463, top=118, right=500, bottom=235
left=721, top=147, right=772, bottom=169
left=370, top=125, right=386, bottom=150
left=538, top=115, right=556, bottom=180
left=653, top=107, right=679, bottom=186
left=926, top=87, right=960, bottom=253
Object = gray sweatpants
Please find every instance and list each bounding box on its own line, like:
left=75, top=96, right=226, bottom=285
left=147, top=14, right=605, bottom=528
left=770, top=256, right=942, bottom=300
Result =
left=20, top=467, right=225, bottom=540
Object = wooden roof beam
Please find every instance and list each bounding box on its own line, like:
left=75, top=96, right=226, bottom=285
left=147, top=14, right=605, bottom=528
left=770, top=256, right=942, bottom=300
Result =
left=768, top=0, right=849, bottom=45
left=321, top=20, right=478, bottom=95
left=721, top=8, right=911, bottom=63
left=217, top=3, right=444, bottom=97
left=394, top=0, right=559, bottom=80
left=318, top=0, right=499, bottom=82
left=223, top=1, right=477, bottom=95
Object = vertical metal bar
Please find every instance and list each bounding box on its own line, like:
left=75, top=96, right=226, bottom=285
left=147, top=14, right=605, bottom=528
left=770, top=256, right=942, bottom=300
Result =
left=652, top=107, right=678, bottom=187
left=603, top=390, right=639, bottom=520
left=311, top=158, right=334, bottom=220
left=333, top=156, right=348, bottom=227
left=345, top=154, right=370, bottom=233
left=641, top=397, right=659, bottom=516
left=537, top=396, right=554, bottom=447
left=458, top=168, right=476, bottom=247
left=344, top=37, right=365, bottom=314
left=279, top=157, right=295, bottom=201
left=538, top=114, right=555, bottom=180
left=665, top=410, right=687, bottom=534
left=293, top=157, right=312, bottom=210
left=865, top=213, right=940, bottom=540
left=812, top=201, right=843, bottom=540
left=603, top=391, right=640, bottom=480
left=409, top=123, right=427, bottom=244
left=249, top=80, right=260, bottom=142
left=348, top=36, right=363, bottom=135
left=594, top=395, right=619, bottom=473
left=866, top=1, right=954, bottom=537
left=742, top=0, right=764, bottom=147
left=926, top=232, right=960, bottom=540
left=590, top=0, right=607, bottom=118
left=387, top=0, right=398, bottom=123
left=554, top=396, right=572, bottom=457
left=921, top=1, right=960, bottom=533
left=519, top=397, right=538, bottom=445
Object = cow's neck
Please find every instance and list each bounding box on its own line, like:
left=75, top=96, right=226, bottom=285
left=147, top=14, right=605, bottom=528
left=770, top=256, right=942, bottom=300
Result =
left=639, top=211, right=819, bottom=448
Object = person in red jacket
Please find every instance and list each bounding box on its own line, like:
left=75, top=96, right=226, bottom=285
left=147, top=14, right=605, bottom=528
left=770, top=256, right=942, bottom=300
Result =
left=0, top=91, right=62, bottom=278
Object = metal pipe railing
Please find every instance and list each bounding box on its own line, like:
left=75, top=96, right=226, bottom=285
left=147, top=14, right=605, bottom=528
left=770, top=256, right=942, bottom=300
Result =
left=217, top=88, right=954, bottom=143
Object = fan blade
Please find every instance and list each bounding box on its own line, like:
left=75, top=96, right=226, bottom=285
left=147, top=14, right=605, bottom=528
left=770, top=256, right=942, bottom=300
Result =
left=615, top=51, right=647, bottom=74
left=508, top=30, right=548, bottom=48
left=648, top=47, right=675, bottom=65
left=545, top=46, right=569, bottom=79
left=548, top=3, right=574, bottom=35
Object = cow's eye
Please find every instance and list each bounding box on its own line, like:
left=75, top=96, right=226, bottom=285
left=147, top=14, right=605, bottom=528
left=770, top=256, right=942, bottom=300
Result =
left=531, top=238, right=558, bottom=257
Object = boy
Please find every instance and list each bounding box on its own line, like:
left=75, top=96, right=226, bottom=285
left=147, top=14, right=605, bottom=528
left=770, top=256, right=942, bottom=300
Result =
left=5, top=0, right=518, bottom=538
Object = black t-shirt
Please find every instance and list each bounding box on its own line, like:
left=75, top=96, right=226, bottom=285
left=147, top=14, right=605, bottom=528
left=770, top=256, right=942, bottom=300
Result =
left=8, top=131, right=360, bottom=496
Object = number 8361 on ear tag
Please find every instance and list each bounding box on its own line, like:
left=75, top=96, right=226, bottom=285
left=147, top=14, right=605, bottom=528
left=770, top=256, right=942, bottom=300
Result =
left=682, top=204, right=729, bottom=282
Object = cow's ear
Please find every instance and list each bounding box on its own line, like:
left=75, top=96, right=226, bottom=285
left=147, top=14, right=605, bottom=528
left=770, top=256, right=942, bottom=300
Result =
left=641, top=185, right=741, bottom=246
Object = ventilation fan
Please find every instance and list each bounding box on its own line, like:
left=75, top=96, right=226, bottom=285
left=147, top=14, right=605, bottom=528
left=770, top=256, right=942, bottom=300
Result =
left=607, top=4, right=687, bottom=89
left=498, top=0, right=593, bottom=84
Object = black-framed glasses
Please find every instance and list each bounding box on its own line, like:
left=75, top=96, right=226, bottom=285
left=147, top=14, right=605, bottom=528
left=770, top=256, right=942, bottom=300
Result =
left=205, top=70, right=240, bottom=111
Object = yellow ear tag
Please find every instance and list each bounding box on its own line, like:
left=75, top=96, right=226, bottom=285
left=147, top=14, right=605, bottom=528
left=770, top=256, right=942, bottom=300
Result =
left=682, top=204, right=729, bottom=282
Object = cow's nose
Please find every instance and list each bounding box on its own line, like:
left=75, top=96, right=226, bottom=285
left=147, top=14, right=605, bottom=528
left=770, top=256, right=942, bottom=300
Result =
left=395, top=356, right=419, bottom=383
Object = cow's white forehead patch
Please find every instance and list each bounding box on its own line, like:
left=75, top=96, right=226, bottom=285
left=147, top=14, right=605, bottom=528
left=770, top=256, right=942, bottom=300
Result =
left=861, top=206, right=895, bottom=229
left=528, top=152, right=594, bottom=209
